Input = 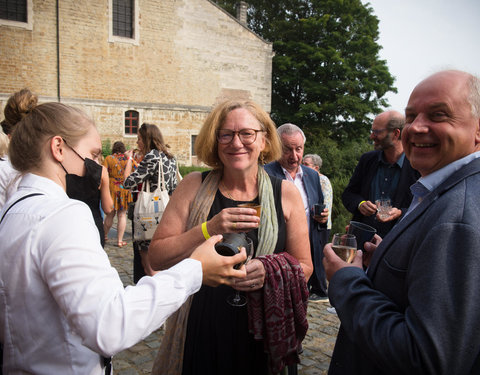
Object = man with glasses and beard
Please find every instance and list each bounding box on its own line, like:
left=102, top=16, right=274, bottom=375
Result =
left=342, top=111, right=419, bottom=237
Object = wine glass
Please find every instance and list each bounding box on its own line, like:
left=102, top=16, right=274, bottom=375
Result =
left=227, top=237, right=254, bottom=307
left=332, top=233, right=357, bottom=263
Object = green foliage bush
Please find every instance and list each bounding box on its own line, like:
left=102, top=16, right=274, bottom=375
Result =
left=305, top=137, right=372, bottom=238
left=178, top=165, right=211, bottom=178
left=101, top=139, right=112, bottom=158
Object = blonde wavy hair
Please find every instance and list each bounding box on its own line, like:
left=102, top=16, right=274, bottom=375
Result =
left=194, top=100, right=281, bottom=168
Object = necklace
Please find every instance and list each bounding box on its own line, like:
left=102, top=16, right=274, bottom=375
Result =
left=221, top=181, right=237, bottom=201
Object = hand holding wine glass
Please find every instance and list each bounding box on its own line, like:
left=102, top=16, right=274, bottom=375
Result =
left=226, top=237, right=254, bottom=306
left=332, top=233, right=357, bottom=263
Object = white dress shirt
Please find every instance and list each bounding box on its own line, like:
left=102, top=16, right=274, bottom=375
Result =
left=281, top=165, right=310, bottom=218
left=0, top=156, right=21, bottom=209
left=0, top=173, right=202, bottom=375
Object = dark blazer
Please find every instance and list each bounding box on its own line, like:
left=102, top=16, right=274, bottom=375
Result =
left=342, top=150, right=420, bottom=237
left=264, top=161, right=327, bottom=294
left=329, top=157, right=480, bottom=374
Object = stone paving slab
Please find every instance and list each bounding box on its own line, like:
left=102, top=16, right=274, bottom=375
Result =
left=105, top=226, right=340, bottom=375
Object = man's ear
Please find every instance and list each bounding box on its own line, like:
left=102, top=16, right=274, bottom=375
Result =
left=393, top=128, right=402, bottom=141
left=475, top=118, right=480, bottom=147
left=50, top=136, right=65, bottom=163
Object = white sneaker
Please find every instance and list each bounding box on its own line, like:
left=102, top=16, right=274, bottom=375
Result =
left=327, top=307, right=337, bottom=314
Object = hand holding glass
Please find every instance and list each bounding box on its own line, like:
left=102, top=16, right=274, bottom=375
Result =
left=332, top=233, right=357, bottom=263
left=375, top=198, right=392, bottom=220
left=225, top=237, right=254, bottom=307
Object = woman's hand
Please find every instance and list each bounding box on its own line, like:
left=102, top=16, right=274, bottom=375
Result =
left=206, top=207, right=260, bottom=235
left=190, top=235, right=247, bottom=287
left=231, top=259, right=265, bottom=292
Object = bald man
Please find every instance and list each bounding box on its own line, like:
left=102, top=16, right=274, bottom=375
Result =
left=325, top=70, right=480, bottom=374
left=342, top=110, right=419, bottom=237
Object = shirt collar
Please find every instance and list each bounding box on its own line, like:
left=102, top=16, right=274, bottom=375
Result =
left=17, top=173, right=68, bottom=199
left=281, top=164, right=303, bottom=181
left=418, top=151, right=480, bottom=193
left=379, top=151, right=405, bottom=168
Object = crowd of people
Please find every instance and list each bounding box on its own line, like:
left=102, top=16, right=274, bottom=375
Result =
left=1, top=68, right=480, bottom=375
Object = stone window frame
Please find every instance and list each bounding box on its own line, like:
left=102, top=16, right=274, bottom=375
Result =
left=0, top=0, right=33, bottom=30
left=108, top=0, right=139, bottom=46
left=124, top=110, right=139, bottom=136
left=191, top=135, right=197, bottom=156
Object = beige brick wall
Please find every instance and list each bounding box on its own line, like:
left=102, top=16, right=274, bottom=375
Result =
left=0, top=0, right=273, bottom=165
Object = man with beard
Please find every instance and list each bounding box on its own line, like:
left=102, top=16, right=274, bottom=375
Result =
left=342, top=111, right=419, bottom=237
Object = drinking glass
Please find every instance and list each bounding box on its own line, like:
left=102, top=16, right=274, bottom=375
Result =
left=227, top=237, right=254, bottom=307
left=375, top=198, right=392, bottom=220
left=332, top=233, right=357, bottom=263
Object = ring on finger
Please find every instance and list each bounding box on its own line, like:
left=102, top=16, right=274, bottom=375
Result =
left=233, top=222, right=237, bottom=230
left=250, top=283, right=256, bottom=288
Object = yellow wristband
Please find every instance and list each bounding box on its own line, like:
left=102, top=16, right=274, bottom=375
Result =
left=201, top=221, right=211, bottom=240
left=358, top=200, right=366, bottom=209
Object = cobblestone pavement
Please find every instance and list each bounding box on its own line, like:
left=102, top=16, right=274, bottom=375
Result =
left=105, top=225, right=340, bottom=375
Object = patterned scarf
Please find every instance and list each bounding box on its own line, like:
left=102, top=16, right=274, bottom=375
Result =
left=152, top=166, right=278, bottom=375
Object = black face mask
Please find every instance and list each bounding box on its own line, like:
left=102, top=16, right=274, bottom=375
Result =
left=60, top=141, right=102, bottom=200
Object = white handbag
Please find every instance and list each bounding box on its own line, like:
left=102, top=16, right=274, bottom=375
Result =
left=133, top=158, right=169, bottom=241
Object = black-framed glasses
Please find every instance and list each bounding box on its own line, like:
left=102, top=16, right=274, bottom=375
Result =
left=370, top=128, right=388, bottom=136
left=217, top=128, right=266, bottom=145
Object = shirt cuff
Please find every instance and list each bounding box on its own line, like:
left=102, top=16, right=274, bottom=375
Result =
left=154, top=258, right=203, bottom=295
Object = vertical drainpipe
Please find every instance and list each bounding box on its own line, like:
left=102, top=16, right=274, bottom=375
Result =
left=56, top=0, right=61, bottom=102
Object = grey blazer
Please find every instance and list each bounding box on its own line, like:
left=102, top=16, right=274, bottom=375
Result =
left=328, top=157, right=480, bottom=375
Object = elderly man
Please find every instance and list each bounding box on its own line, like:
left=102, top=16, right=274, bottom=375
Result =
left=265, top=124, right=329, bottom=301
left=342, top=110, right=419, bottom=237
left=324, top=70, right=480, bottom=374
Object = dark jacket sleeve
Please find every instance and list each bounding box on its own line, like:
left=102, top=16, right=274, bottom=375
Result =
left=330, top=173, right=480, bottom=374
left=341, top=152, right=376, bottom=215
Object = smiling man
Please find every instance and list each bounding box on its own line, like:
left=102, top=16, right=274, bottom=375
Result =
left=342, top=110, right=419, bottom=237
left=324, top=70, right=480, bottom=374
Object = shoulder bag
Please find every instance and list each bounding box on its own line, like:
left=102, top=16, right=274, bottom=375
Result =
left=133, top=157, right=169, bottom=241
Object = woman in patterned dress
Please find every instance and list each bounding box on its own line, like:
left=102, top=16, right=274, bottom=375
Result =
left=123, top=123, right=178, bottom=281
left=103, top=141, right=133, bottom=247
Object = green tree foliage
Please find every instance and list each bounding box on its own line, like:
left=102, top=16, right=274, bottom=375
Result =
left=216, top=0, right=396, bottom=141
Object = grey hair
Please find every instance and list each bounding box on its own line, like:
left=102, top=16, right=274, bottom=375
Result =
left=277, top=123, right=306, bottom=144
left=304, top=153, right=323, bottom=169
left=467, top=74, right=480, bottom=117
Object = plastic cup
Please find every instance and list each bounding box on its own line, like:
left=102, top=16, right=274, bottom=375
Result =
left=347, top=221, right=376, bottom=251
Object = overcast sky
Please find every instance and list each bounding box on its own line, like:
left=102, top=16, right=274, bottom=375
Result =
left=362, top=0, right=480, bottom=112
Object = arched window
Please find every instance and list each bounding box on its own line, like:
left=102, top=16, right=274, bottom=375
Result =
left=124, top=110, right=139, bottom=135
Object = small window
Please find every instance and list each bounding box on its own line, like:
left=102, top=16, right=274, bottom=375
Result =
left=191, top=135, right=197, bottom=156
left=0, top=0, right=27, bottom=22
left=125, top=110, right=139, bottom=135
left=113, top=0, right=133, bottom=38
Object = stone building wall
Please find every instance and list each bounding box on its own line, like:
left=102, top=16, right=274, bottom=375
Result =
left=0, top=0, right=273, bottom=165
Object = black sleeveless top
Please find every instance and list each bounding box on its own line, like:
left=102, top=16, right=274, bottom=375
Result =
left=182, top=172, right=286, bottom=375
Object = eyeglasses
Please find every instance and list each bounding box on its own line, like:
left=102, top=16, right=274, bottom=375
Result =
left=217, top=128, right=266, bottom=145
left=370, top=128, right=388, bottom=136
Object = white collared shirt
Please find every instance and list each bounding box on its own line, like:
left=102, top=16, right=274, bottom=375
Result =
left=0, top=173, right=202, bottom=375
left=281, top=165, right=309, bottom=218
left=0, top=156, right=21, bottom=210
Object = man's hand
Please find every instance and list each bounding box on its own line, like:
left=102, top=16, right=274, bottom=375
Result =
left=362, top=234, right=382, bottom=268
left=358, top=200, right=377, bottom=216
left=313, top=207, right=329, bottom=224
left=323, top=243, right=363, bottom=281
left=190, top=235, right=247, bottom=287
left=376, top=207, right=402, bottom=222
